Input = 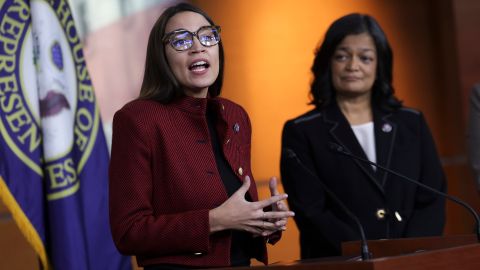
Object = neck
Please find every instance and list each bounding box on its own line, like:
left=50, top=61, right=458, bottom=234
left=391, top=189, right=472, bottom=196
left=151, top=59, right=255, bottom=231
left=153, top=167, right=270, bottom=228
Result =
left=336, top=94, right=372, bottom=125
left=184, top=87, right=209, bottom=98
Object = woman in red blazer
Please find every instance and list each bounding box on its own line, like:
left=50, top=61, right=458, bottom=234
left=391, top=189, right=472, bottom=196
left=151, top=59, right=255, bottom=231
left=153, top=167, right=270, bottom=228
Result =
left=109, top=3, right=294, bottom=269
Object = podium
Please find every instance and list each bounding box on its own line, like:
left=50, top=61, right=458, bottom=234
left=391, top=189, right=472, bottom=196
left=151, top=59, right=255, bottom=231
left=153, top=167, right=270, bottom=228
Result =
left=341, top=233, right=478, bottom=258
left=224, top=234, right=480, bottom=270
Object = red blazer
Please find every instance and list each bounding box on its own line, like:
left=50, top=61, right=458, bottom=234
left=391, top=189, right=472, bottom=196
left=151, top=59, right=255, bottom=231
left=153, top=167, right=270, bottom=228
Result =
left=109, top=96, right=276, bottom=268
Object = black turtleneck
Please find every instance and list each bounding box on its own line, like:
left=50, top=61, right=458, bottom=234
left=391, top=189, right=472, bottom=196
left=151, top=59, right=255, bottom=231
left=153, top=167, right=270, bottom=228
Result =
left=206, top=106, right=254, bottom=267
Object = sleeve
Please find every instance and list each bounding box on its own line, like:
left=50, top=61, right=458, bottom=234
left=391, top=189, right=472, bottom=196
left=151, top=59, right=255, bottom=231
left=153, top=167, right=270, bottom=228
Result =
left=280, top=120, right=358, bottom=252
left=404, top=113, right=446, bottom=236
left=109, top=108, right=210, bottom=256
left=467, top=85, right=480, bottom=191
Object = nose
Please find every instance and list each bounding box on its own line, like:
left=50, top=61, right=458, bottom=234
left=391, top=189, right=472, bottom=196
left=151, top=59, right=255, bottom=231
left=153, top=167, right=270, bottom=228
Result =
left=346, top=57, right=359, bottom=71
left=189, top=36, right=205, bottom=53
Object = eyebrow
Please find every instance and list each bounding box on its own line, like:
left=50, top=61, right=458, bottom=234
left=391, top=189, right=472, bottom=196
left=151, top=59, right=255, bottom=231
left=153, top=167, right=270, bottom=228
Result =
left=165, top=28, right=188, bottom=34
left=336, top=47, right=376, bottom=53
left=166, top=25, right=213, bottom=34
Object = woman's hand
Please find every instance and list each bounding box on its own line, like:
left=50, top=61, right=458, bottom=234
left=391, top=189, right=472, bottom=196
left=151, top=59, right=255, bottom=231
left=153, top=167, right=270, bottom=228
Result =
left=265, top=176, right=290, bottom=234
left=209, top=176, right=294, bottom=236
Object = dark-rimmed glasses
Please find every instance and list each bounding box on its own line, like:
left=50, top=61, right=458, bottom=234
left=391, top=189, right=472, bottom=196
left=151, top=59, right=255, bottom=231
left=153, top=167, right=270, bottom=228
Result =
left=163, top=25, right=221, bottom=51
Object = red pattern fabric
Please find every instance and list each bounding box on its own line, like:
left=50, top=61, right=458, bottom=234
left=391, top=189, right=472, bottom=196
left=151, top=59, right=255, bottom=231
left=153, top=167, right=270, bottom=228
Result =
left=109, top=96, right=270, bottom=267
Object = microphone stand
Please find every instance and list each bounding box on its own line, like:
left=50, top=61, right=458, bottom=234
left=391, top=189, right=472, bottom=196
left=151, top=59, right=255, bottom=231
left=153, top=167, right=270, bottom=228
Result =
left=330, top=142, right=480, bottom=242
left=284, top=149, right=371, bottom=260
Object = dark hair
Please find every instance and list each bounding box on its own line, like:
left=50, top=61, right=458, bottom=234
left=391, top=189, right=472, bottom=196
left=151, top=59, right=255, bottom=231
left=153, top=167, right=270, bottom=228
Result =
left=310, top=13, right=402, bottom=111
left=139, top=2, right=224, bottom=103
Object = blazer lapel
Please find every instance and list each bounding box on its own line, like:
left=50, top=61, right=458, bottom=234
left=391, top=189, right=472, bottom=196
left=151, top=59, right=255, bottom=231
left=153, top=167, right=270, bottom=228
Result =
left=324, top=103, right=385, bottom=194
left=373, top=107, right=397, bottom=186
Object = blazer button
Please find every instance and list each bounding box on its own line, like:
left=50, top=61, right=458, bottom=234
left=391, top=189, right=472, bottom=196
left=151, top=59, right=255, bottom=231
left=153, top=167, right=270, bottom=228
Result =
left=238, top=167, right=243, bottom=176
left=394, top=211, right=403, bottom=222
left=376, top=209, right=386, bottom=220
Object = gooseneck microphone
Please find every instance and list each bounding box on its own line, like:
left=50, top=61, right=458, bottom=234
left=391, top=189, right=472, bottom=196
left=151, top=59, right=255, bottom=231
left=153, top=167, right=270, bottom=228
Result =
left=283, top=148, right=371, bottom=260
left=328, top=142, right=480, bottom=242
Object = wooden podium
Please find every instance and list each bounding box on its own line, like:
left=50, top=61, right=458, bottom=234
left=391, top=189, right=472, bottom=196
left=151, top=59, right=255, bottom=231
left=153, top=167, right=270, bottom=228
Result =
left=224, top=234, right=480, bottom=270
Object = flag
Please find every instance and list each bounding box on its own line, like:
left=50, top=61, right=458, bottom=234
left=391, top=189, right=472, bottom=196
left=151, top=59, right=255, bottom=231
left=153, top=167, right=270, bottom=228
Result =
left=0, top=0, right=131, bottom=269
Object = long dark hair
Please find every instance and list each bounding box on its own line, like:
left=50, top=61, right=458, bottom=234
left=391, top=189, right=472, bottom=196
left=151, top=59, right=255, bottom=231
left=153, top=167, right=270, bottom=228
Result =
left=310, top=13, right=402, bottom=111
left=139, top=2, right=225, bottom=103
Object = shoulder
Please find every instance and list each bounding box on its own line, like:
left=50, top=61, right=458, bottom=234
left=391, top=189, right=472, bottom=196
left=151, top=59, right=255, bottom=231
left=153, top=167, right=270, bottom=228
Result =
left=397, top=107, right=421, bottom=116
left=113, top=99, right=168, bottom=127
left=216, top=97, right=251, bottom=128
left=386, top=107, right=432, bottom=134
left=470, top=83, right=480, bottom=108
left=285, top=109, right=322, bottom=128
left=387, top=106, right=424, bottom=123
left=118, top=99, right=165, bottom=114
left=217, top=97, right=248, bottom=115
left=115, top=98, right=173, bottom=117
left=282, top=109, right=323, bottom=141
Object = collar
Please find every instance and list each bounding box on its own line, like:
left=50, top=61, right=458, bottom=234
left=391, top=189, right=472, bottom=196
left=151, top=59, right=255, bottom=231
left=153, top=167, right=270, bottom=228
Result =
left=322, top=101, right=392, bottom=126
left=323, top=101, right=397, bottom=192
left=170, top=95, right=223, bottom=115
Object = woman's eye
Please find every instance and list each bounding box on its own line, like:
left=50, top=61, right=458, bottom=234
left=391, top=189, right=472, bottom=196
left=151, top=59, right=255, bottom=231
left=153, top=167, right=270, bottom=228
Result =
left=200, top=34, right=219, bottom=45
left=360, top=56, right=374, bottom=63
left=201, top=35, right=214, bottom=41
left=172, top=38, right=192, bottom=49
left=172, top=39, right=187, bottom=46
left=334, top=54, right=348, bottom=61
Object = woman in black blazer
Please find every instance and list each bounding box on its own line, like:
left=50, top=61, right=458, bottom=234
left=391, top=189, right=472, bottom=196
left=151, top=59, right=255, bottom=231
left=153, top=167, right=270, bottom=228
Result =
left=280, top=13, right=446, bottom=259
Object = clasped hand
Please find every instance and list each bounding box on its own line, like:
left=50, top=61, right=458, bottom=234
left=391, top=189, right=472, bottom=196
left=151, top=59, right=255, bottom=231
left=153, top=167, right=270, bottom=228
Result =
left=209, top=176, right=294, bottom=237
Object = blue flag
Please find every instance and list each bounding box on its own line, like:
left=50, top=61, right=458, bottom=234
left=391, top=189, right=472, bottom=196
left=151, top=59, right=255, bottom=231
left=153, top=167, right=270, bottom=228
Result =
left=0, top=1, right=131, bottom=269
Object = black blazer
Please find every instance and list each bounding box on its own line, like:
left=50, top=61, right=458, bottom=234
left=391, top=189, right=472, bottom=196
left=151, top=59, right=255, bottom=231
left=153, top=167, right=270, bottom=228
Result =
left=280, top=102, right=446, bottom=259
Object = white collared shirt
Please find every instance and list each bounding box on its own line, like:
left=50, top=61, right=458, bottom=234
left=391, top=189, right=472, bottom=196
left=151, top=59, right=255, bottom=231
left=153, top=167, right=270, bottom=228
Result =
left=351, top=121, right=376, bottom=170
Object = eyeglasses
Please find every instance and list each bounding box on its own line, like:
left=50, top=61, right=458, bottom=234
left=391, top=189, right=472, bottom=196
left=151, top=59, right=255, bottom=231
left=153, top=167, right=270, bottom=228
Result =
left=163, top=25, right=221, bottom=51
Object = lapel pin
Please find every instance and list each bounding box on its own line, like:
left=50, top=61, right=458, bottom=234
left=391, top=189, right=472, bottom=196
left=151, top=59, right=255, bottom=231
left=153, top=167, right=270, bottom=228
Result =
left=233, top=123, right=240, bottom=133
left=381, top=123, right=392, bottom=133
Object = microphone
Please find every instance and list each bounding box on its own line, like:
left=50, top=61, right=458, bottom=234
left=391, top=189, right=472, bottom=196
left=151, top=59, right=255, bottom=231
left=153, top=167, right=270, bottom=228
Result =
left=328, top=142, right=480, bottom=242
left=283, top=148, right=371, bottom=260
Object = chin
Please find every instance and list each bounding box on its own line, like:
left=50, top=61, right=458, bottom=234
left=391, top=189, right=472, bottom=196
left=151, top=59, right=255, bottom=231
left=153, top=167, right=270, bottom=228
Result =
left=337, top=88, right=372, bottom=97
left=192, top=80, right=216, bottom=89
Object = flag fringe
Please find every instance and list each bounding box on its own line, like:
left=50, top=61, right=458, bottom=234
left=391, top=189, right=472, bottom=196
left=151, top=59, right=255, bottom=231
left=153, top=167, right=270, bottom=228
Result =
left=0, top=176, right=51, bottom=270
